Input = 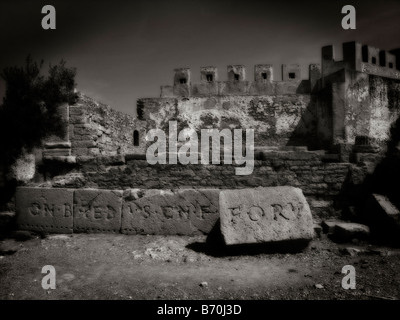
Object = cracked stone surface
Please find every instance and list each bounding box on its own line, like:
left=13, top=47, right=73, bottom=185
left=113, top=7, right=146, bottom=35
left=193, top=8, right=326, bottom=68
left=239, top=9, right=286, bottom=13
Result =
left=73, top=189, right=123, bottom=233
left=220, top=186, right=314, bottom=245
left=15, top=187, right=74, bottom=233
left=121, top=189, right=220, bottom=235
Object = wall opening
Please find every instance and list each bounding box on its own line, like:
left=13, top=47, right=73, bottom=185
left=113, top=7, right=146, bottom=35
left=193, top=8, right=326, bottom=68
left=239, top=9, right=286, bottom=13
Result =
left=389, top=62, right=394, bottom=69
left=362, top=46, right=368, bottom=62
left=372, top=57, right=377, bottom=65
left=379, top=51, right=386, bottom=67
left=133, top=130, right=139, bottom=146
left=206, top=74, right=213, bottom=82
left=262, top=72, right=267, bottom=80
left=289, top=72, right=296, bottom=79
left=179, top=78, right=187, bottom=84
left=355, top=135, right=371, bottom=146
left=234, top=74, right=240, bottom=81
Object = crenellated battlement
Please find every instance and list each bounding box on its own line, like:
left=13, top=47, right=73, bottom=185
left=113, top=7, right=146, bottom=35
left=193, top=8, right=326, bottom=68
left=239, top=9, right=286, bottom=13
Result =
left=322, top=41, right=400, bottom=80
left=160, top=42, right=400, bottom=98
left=134, top=41, right=400, bottom=156
left=160, top=63, right=319, bottom=97
left=171, top=63, right=308, bottom=83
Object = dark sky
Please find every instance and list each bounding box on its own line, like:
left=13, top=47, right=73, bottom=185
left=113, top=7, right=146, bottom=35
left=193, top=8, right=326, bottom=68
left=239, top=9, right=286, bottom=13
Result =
left=1, top=0, right=400, bottom=116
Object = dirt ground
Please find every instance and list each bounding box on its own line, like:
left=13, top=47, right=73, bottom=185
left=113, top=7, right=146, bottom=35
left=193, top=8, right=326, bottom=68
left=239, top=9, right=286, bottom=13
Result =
left=0, top=231, right=400, bottom=300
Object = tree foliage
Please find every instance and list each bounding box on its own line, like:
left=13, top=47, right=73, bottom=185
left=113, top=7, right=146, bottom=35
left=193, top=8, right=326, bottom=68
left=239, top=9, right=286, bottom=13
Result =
left=0, top=55, right=77, bottom=167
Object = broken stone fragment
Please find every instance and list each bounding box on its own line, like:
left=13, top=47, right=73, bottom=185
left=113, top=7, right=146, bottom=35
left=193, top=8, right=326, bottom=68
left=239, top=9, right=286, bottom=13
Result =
left=321, top=220, right=342, bottom=234
left=339, top=247, right=363, bottom=256
left=332, top=222, right=370, bottom=242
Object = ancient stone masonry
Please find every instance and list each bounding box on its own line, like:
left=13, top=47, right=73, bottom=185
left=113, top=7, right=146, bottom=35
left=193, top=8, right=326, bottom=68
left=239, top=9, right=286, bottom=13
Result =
left=121, top=189, right=220, bottom=235
left=16, top=41, right=400, bottom=236
left=133, top=42, right=400, bottom=154
left=39, top=41, right=400, bottom=162
left=16, top=188, right=74, bottom=233
left=44, top=150, right=349, bottom=220
left=16, top=187, right=220, bottom=235
left=42, top=94, right=141, bottom=162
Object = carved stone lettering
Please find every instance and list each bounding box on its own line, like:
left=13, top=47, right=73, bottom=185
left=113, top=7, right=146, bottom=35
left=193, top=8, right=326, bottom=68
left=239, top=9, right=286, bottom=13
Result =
left=93, top=206, right=102, bottom=220
left=64, top=204, right=72, bottom=218
left=248, top=206, right=264, bottom=221
left=229, top=206, right=241, bottom=216
left=220, top=187, right=314, bottom=245
left=162, top=206, right=175, bottom=219
left=16, top=187, right=74, bottom=233
left=29, top=203, right=41, bottom=216
left=74, top=189, right=122, bottom=233
left=199, top=205, right=215, bottom=220
left=43, top=204, right=54, bottom=217
left=178, top=204, right=193, bottom=219
left=290, top=202, right=304, bottom=217
left=106, top=205, right=116, bottom=220
left=142, top=205, right=152, bottom=218
left=78, top=204, right=91, bottom=219
left=121, top=189, right=220, bottom=235
left=271, top=204, right=283, bottom=220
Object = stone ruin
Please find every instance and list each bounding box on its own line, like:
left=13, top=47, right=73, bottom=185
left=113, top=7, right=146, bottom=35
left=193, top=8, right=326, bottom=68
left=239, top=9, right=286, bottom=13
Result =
left=3, top=41, right=400, bottom=247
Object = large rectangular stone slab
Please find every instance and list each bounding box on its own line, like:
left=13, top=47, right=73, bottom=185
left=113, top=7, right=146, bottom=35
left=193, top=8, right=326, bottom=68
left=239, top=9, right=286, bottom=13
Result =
left=16, top=187, right=74, bottom=233
left=220, top=186, right=314, bottom=245
left=122, top=189, right=220, bottom=235
left=73, top=189, right=123, bottom=233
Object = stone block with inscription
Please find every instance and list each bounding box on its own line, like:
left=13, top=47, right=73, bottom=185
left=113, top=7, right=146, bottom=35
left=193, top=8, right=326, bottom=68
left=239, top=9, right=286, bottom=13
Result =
left=220, top=186, right=314, bottom=245
left=73, top=189, right=123, bottom=233
left=16, top=187, right=74, bottom=233
left=121, top=189, right=220, bottom=235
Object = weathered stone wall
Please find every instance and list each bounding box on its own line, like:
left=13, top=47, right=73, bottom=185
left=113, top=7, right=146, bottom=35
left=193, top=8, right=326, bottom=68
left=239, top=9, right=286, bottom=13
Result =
left=138, top=95, right=318, bottom=148
left=161, top=80, right=311, bottom=98
left=68, top=94, right=140, bottom=156
left=46, top=151, right=350, bottom=220
left=317, top=68, right=400, bottom=148
left=344, top=71, right=400, bottom=145
left=323, top=42, right=400, bottom=81
left=15, top=187, right=220, bottom=235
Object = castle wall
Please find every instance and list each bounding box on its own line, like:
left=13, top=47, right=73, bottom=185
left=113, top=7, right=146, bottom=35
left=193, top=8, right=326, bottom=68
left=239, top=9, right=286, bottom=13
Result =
left=68, top=95, right=139, bottom=156
left=317, top=66, right=400, bottom=148
left=161, top=80, right=311, bottom=97
left=343, top=70, right=400, bottom=145
left=316, top=86, right=333, bottom=147
left=138, top=94, right=318, bottom=148
left=323, top=42, right=400, bottom=81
